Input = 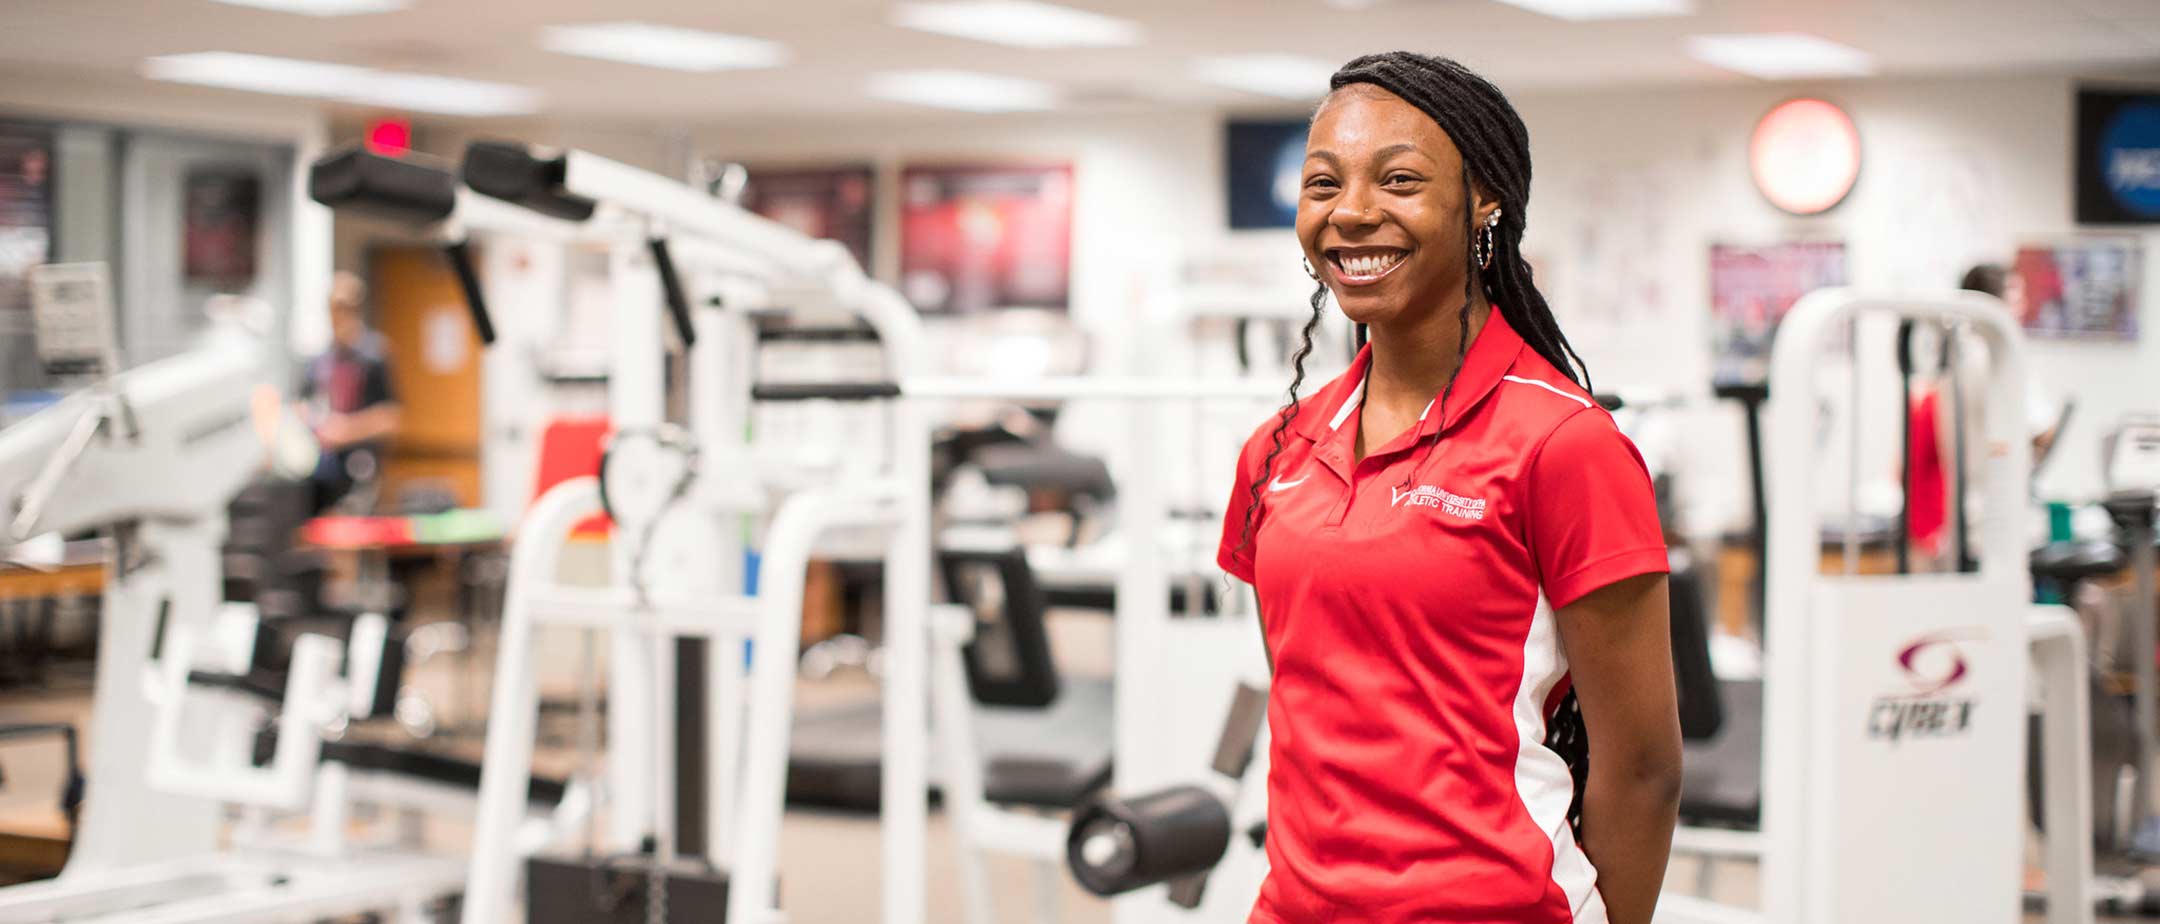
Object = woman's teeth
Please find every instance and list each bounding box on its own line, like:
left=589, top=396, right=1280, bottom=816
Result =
left=1338, top=251, right=1404, bottom=277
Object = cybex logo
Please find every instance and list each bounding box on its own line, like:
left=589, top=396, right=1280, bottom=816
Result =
left=1866, top=632, right=1981, bottom=745
left=1391, top=484, right=1485, bottom=521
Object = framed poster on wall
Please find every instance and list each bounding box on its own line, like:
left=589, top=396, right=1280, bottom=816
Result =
left=740, top=164, right=876, bottom=273
left=898, top=163, right=1072, bottom=315
left=1226, top=119, right=1307, bottom=230
left=1709, top=240, right=1847, bottom=384
left=2011, top=237, right=2140, bottom=341
left=0, top=122, right=54, bottom=324
left=2075, top=87, right=2160, bottom=225
left=183, top=167, right=260, bottom=288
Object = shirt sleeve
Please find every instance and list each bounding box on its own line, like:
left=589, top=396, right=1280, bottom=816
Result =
left=363, top=353, right=399, bottom=408
left=1525, top=408, right=1669, bottom=610
left=1216, top=418, right=1277, bottom=585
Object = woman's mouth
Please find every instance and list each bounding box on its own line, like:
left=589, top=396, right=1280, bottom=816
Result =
left=1326, top=247, right=1410, bottom=286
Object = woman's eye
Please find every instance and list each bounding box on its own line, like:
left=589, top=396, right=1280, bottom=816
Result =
left=1385, top=173, right=1421, bottom=187
left=1305, top=177, right=1339, bottom=192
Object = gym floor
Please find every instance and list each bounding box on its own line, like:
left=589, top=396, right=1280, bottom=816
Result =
left=0, top=608, right=2129, bottom=922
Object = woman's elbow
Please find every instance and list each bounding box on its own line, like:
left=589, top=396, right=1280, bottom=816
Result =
left=1606, top=735, right=1685, bottom=807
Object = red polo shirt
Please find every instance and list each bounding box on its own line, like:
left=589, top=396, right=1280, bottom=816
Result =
left=1217, top=307, right=1666, bottom=924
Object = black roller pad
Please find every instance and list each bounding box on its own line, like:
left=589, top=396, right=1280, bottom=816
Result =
left=308, top=146, right=456, bottom=224
left=462, top=141, right=597, bottom=222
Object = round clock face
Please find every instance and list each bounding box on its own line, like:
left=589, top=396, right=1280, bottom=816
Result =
left=1750, top=98, right=1861, bottom=215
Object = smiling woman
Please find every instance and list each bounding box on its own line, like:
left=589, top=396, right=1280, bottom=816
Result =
left=1217, top=51, right=1683, bottom=924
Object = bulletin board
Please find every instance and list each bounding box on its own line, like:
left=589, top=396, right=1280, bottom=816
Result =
left=2011, top=237, right=2140, bottom=341
left=898, top=163, right=1072, bottom=315
left=1709, top=240, right=1848, bottom=384
left=740, top=164, right=876, bottom=273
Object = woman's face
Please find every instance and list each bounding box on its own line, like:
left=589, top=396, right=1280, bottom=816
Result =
left=1297, top=85, right=1493, bottom=328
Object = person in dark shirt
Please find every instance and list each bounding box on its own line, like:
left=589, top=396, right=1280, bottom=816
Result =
left=299, top=271, right=401, bottom=513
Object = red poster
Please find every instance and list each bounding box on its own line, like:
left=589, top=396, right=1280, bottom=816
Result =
left=2011, top=238, right=2140, bottom=341
left=740, top=164, right=876, bottom=273
left=899, top=163, right=1072, bottom=314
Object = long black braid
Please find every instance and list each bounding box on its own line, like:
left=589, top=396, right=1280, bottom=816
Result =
left=1232, top=50, right=1599, bottom=836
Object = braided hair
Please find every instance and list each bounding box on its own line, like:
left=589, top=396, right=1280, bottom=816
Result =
left=1234, top=50, right=1598, bottom=832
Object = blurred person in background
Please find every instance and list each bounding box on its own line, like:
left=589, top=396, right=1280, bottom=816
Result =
left=300, top=270, right=401, bottom=514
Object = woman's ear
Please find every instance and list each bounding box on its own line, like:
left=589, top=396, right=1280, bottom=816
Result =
left=1471, top=181, right=1502, bottom=227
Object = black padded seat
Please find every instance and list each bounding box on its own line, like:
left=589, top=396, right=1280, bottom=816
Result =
left=320, top=740, right=569, bottom=807
left=1678, top=678, right=1762, bottom=828
left=2030, top=540, right=2127, bottom=583
left=983, top=756, right=1112, bottom=810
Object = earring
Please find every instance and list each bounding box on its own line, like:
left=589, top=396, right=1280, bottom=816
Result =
left=1475, top=208, right=1502, bottom=270
left=1302, top=257, right=1321, bottom=281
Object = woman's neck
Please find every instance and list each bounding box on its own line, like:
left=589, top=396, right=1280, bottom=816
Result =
left=1365, top=290, right=1493, bottom=414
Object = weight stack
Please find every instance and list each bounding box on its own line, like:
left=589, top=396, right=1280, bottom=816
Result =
left=526, top=854, right=744, bottom=924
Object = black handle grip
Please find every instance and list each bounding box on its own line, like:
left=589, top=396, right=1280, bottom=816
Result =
left=755, top=323, right=881, bottom=343
left=751, top=382, right=903, bottom=402
left=647, top=238, right=697, bottom=348
left=1594, top=393, right=1624, bottom=412
left=442, top=240, right=497, bottom=345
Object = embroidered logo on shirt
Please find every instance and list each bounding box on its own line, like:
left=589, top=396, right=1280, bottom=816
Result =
left=1268, top=474, right=1309, bottom=493
left=1391, top=484, right=1486, bottom=520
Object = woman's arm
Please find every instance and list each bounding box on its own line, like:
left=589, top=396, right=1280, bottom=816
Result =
left=1555, top=571, right=1682, bottom=924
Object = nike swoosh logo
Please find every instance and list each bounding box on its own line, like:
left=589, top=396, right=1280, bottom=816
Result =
left=1268, top=475, right=1309, bottom=493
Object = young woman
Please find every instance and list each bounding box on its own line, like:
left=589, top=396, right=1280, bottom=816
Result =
left=1216, top=52, right=1682, bottom=924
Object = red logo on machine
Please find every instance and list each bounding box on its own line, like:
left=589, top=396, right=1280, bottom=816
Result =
left=1867, top=632, right=1982, bottom=744
left=1895, top=635, right=1971, bottom=696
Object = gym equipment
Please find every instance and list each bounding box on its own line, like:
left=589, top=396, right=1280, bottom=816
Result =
left=0, top=265, right=589, bottom=923
left=1658, top=289, right=2093, bottom=924
left=2108, top=419, right=2160, bottom=855
left=448, top=139, right=935, bottom=924
left=1063, top=682, right=1265, bottom=911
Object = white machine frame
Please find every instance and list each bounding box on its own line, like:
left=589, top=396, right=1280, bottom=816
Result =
left=458, top=146, right=1291, bottom=924
left=1659, top=289, right=2093, bottom=924
left=0, top=182, right=597, bottom=924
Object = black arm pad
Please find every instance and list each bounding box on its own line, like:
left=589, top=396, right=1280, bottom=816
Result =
left=461, top=141, right=597, bottom=222
left=308, top=146, right=456, bottom=224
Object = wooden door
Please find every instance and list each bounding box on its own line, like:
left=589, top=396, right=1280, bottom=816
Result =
left=371, top=246, right=483, bottom=509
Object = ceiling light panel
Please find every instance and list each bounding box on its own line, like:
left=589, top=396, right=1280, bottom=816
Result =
left=540, top=22, right=789, bottom=72
left=892, top=1, right=1141, bottom=48
left=142, top=52, right=542, bottom=116
left=208, top=0, right=408, bottom=15
left=1488, top=0, right=1690, bottom=20
left=1686, top=33, right=1875, bottom=80
left=1190, top=55, right=1339, bottom=100
left=867, top=69, right=1059, bottom=112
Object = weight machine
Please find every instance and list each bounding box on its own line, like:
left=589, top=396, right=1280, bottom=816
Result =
left=0, top=252, right=581, bottom=922
left=1655, top=289, right=2093, bottom=924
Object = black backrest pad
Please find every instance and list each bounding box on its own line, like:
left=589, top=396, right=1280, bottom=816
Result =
left=939, top=547, right=1061, bottom=709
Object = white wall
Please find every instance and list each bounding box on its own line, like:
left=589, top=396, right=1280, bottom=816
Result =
left=681, top=70, right=2160, bottom=537
left=0, top=67, right=333, bottom=368
left=1515, top=72, right=2160, bottom=532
